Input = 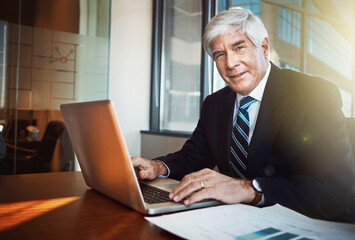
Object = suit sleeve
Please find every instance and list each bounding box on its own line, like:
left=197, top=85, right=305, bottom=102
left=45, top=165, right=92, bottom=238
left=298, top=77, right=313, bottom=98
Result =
left=155, top=97, right=216, bottom=180
left=0, top=132, right=5, bottom=161
left=256, top=81, right=355, bottom=222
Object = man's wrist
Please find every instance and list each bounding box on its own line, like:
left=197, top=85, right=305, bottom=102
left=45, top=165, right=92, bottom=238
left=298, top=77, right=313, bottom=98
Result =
left=155, top=160, right=170, bottom=177
left=250, top=179, right=263, bottom=206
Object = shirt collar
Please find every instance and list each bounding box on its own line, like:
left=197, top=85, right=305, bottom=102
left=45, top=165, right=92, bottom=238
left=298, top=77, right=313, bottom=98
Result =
left=237, top=62, right=271, bottom=103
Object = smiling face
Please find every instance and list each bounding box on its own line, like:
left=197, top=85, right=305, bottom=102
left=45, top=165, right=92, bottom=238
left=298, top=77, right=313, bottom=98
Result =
left=211, top=30, right=269, bottom=95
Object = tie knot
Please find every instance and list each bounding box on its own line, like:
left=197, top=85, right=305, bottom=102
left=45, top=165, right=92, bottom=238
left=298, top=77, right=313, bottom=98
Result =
left=239, top=96, right=254, bottom=110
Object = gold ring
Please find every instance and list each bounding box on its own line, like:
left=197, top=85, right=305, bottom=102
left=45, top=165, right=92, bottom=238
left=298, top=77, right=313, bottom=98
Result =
left=200, top=180, right=204, bottom=189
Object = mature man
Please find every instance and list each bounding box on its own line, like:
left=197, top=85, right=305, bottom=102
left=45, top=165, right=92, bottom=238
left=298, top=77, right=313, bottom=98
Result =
left=132, top=8, right=355, bottom=222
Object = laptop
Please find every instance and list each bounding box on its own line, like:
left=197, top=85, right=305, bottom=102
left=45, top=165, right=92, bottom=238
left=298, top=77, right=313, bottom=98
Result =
left=60, top=100, right=220, bottom=215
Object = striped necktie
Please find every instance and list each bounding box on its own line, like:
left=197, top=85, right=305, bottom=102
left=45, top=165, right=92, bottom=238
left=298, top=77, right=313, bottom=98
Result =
left=230, top=96, right=255, bottom=179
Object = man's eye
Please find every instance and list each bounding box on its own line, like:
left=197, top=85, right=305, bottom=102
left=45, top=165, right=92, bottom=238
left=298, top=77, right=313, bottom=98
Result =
left=235, top=46, right=244, bottom=51
left=214, top=53, right=224, bottom=60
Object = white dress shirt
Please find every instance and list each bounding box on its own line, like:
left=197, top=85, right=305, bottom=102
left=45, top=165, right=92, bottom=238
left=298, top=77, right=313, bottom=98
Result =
left=233, top=63, right=271, bottom=143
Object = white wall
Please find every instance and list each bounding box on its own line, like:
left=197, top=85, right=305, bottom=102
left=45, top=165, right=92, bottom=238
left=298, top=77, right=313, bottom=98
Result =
left=109, top=0, right=152, bottom=156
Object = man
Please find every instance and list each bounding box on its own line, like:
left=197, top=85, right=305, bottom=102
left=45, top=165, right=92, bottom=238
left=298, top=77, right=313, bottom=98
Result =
left=132, top=8, right=355, bottom=222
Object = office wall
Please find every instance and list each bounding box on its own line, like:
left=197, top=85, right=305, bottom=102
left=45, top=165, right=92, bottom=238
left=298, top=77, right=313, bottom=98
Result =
left=109, top=0, right=152, bottom=156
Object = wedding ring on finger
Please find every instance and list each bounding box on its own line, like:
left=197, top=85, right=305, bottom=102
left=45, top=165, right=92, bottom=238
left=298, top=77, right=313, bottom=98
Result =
left=200, top=180, right=204, bottom=189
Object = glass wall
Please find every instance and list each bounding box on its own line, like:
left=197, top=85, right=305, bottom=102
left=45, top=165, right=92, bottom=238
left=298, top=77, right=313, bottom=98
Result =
left=0, top=0, right=111, bottom=174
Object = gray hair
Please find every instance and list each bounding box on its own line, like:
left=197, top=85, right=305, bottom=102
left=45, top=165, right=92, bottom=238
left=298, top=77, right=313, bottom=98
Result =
left=203, top=7, right=268, bottom=57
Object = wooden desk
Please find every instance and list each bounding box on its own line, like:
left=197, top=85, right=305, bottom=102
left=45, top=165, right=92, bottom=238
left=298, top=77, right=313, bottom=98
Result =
left=0, top=172, right=181, bottom=239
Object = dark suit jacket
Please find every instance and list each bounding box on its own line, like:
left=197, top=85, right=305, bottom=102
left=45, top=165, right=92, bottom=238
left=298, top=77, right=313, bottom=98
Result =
left=157, top=63, right=355, bottom=222
left=0, top=132, right=5, bottom=160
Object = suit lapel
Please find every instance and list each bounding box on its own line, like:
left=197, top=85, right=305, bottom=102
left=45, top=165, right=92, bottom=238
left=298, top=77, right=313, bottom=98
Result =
left=248, top=63, right=288, bottom=177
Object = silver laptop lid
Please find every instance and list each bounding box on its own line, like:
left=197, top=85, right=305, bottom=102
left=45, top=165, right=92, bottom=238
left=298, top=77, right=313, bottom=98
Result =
left=60, top=100, right=147, bottom=213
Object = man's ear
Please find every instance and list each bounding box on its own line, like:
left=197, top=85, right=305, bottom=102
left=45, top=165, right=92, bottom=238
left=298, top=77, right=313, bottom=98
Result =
left=261, top=37, right=270, bottom=58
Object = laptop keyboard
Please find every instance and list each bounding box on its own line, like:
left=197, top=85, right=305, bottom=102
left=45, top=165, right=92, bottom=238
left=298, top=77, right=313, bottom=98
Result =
left=139, top=182, right=171, bottom=204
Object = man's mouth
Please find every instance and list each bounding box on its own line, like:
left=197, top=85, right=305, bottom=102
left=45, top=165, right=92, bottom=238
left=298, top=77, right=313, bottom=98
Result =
left=230, top=72, right=246, bottom=79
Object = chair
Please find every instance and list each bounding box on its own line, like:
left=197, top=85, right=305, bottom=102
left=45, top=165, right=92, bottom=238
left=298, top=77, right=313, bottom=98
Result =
left=2, top=117, right=37, bottom=142
left=1, top=121, right=65, bottom=174
left=35, top=120, right=66, bottom=172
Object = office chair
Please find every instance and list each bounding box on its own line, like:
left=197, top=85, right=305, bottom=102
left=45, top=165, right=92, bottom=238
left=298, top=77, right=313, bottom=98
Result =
left=2, top=120, right=65, bottom=174
left=2, top=117, right=37, bottom=141
left=35, top=120, right=66, bottom=172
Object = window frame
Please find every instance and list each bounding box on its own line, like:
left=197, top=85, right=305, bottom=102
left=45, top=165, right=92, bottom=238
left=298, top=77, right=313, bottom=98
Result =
left=149, top=0, right=216, bottom=135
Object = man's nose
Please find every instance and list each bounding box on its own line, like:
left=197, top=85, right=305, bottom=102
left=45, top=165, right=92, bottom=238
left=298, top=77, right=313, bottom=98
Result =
left=225, top=52, right=239, bottom=69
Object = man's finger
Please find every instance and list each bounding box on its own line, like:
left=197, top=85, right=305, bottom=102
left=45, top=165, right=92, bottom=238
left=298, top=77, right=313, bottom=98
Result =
left=169, top=172, right=201, bottom=198
left=171, top=169, right=210, bottom=195
left=131, top=156, right=140, bottom=167
left=171, top=180, right=203, bottom=202
left=141, top=168, right=157, bottom=180
left=184, top=187, right=213, bottom=205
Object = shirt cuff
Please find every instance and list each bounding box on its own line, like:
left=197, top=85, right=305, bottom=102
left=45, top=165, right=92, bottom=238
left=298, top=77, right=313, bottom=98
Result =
left=252, top=179, right=264, bottom=207
left=155, top=160, right=170, bottom=178
left=256, top=193, right=265, bottom=207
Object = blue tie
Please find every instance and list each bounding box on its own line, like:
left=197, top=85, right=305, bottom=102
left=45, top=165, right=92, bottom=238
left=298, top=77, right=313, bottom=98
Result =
left=230, top=96, right=255, bottom=179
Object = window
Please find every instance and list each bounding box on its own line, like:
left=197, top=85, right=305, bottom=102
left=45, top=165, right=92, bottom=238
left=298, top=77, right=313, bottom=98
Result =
left=151, top=0, right=203, bottom=133
left=151, top=0, right=355, bottom=135
left=151, top=0, right=216, bottom=134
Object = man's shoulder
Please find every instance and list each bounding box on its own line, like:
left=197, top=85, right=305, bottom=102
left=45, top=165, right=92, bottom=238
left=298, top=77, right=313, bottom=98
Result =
left=206, top=86, right=233, bottom=100
left=279, top=68, right=339, bottom=97
left=281, top=68, right=335, bottom=88
left=201, top=86, right=235, bottom=111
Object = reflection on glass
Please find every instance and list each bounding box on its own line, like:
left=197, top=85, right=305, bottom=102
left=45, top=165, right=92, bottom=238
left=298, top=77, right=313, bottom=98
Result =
left=307, top=16, right=352, bottom=116
left=306, top=0, right=353, bottom=116
left=160, top=0, right=202, bottom=132
left=308, top=0, right=353, bottom=25
left=273, top=6, right=302, bottom=70
left=307, top=17, right=352, bottom=80
left=278, top=8, right=301, bottom=48
left=0, top=0, right=110, bottom=174
left=264, top=0, right=303, bottom=9
left=218, top=0, right=261, bottom=15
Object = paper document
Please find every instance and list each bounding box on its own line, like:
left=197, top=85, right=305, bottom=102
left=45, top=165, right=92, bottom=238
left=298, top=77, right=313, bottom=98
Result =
left=145, top=204, right=355, bottom=240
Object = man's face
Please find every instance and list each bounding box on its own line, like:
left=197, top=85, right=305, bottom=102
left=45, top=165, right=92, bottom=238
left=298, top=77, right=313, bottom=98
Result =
left=211, top=30, right=269, bottom=95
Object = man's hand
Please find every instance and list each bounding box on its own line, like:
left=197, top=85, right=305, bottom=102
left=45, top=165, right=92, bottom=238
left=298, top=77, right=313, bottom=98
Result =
left=169, top=168, right=256, bottom=206
left=131, top=156, right=168, bottom=180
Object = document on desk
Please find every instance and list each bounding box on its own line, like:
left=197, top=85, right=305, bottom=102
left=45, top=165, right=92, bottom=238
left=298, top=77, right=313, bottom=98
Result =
left=145, top=204, right=355, bottom=240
